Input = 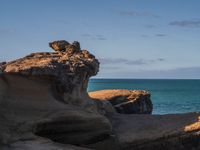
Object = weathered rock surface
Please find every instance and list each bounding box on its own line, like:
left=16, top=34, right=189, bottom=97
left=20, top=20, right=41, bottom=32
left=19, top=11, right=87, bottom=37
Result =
left=3, top=47, right=99, bottom=110
left=2, top=40, right=200, bottom=150
left=49, top=40, right=81, bottom=53
left=0, top=62, right=6, bottom=73
left=49, top=40, right=70, bottom=52
left=89, top=89, right=153, bottom=114
left=108, top=112, right=200, bottom=150
left=0, top=41, right=114, bottom=150
left=0, top=73, right=112, bottom=150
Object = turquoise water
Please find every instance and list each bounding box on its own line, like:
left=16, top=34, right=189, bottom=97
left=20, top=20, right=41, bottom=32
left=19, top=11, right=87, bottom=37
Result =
left=88, top=79, right=200, bottom=114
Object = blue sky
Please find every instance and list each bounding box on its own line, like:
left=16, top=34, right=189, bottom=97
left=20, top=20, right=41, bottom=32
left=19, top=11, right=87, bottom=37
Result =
left=0, top=0, right=200, bottom=78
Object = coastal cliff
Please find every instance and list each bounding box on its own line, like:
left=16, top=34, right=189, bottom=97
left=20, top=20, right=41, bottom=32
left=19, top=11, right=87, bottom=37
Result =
left=1, top=40, right=200, bottom=150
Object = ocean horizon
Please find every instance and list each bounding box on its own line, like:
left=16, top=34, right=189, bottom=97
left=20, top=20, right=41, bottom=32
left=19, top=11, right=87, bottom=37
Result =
left=88, top=78, right=200, bottom=114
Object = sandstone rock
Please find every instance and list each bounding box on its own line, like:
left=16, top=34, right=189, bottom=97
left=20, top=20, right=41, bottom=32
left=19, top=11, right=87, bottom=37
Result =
left=89, top=90, right=153, bottom=114
left=49, top=40, right=70, bottom=52
left=0, top=74, right=112, bottom=149
left=2, top=40, right=200, bottom=150
left=49, top=40, right=81, bottom=54
left=3, top=49, right=99, bottom=110
left=108, top=113, right=200, bottom=150
left=0, top=41, right=114, bottom=149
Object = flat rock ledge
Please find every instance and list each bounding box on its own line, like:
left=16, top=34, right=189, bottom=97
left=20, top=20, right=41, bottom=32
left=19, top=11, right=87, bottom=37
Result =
left=89, top=89, right=153, bottom=114
left=108, top=112, right=200, bottom=150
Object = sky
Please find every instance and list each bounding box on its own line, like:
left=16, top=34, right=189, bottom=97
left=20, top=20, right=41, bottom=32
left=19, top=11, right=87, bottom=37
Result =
left=0, top=0, right=200, bottom=78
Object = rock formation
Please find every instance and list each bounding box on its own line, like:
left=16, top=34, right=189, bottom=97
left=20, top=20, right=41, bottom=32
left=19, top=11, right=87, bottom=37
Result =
left=1, top=40, right=200, bottom=150
left=0, top=41, right=114, bottom=150
left=0, top=62, right=6, bottom=73
left=49, top=40, right=81, bottom=53
left=49, top=40, right=70, bottom=52
left=89, top=89, right=153, bottom=114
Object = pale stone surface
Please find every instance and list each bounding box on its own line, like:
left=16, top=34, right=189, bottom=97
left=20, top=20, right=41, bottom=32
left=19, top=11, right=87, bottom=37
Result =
left=0, top=74, right=112, bottom=149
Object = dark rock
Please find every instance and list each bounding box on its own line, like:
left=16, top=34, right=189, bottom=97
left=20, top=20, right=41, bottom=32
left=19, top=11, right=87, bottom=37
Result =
left=89, top=90, right=153, bottom=114
left=49, top=40, right=70, bottom=52
left=0, top=62, right=6, bottom=73
left=72, top=41, right=81, bottom=51
left=49, top=40, right=81, bottom=54
left=108, top=113, right=200, bottom=150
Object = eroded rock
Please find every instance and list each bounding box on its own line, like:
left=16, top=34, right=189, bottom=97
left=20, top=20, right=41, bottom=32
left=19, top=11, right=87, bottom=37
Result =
left=0, top=41, right=113, bottom=150
left=89, top=90, right=153, bottom=114
left=0, top=62, right=6, bottom=73
left=3, top=47, right=99, bottom=110
left=0, top=74, right=112, bottom=150
left=2, top=40, right=200, bottom=150
left=49, top=40, right=81, bottom=53
left=49, top=40, right=70, bottom=52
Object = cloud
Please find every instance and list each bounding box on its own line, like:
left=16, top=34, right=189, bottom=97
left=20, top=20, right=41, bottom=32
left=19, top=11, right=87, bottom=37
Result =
left=169, top=19, right=200, bottom=28
left=81, top=34, right=106, bottom=40
left=141, top=34, right=166, bottom=38
left=81, top=34, right=91, bottom=37
left=0, top=28, right=16, bottom=34
left=97, top=66, right=200, bottom=79
left=155, top=34, right=166, bottom=37
left=101, top=66, right=121, bottom=70
left=141, top=34, right=149, bottom=38
left=140, top=67, right=200, bottom=79
left=119, top=11, right=159, bottom=18
left=99, top=58, right=165, bottom=65
left=145, top=25, right=157, bottom=28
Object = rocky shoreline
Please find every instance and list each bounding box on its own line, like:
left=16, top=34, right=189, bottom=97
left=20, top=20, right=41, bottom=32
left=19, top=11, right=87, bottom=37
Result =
left=1, top=40, right=200, bottom=150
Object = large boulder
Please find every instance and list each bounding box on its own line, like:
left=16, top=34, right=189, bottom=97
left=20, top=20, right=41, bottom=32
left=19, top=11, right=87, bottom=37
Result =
left=89, top=90, right=153, bottom=114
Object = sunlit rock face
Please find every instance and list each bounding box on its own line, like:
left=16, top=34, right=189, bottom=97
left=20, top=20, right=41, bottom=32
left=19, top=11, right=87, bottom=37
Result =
left=89, top=89, right=153, bottom=114
left=0, top=41, right=113, bottom=150
left=3, top=41, right=99, bottom=109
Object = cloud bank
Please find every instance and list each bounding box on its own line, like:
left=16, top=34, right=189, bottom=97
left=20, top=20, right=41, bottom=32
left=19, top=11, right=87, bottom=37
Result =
left=169, top=19, right=200, bottom=28
left=119, top=11, right=159, bottom=18
left=81, top=34, right=106, bottom=40
left=99, top=58, right=165, bottom=65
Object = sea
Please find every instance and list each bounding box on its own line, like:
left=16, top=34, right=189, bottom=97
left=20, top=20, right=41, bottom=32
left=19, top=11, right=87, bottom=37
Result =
left=88, top=79, right=200, bottom=114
